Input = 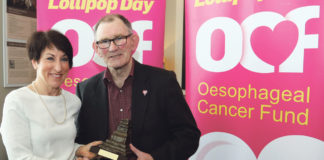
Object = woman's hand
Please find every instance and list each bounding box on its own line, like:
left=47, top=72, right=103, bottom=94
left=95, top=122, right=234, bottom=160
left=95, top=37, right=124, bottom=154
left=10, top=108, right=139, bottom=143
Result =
left=75, top=141, right=103, bottom=160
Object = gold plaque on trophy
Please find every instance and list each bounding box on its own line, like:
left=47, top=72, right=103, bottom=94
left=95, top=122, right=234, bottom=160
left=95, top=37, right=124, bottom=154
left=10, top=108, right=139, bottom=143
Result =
left=90, top=119, right=133, bottom=160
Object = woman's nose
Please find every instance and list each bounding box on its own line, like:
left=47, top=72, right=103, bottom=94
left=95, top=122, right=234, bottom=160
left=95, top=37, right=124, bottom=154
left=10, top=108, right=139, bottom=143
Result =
left=54, top=61, right=62, bottom=71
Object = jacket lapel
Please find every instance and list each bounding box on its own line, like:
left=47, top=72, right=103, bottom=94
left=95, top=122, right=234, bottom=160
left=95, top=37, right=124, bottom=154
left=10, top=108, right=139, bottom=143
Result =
left=131, top=62, right=150, bottom=137
left=94, top=72, right=109, bottom=136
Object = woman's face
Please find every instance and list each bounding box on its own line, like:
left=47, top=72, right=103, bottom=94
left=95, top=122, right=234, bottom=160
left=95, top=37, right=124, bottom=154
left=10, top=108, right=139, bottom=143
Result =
left=32, top=46, right=70, bottom=90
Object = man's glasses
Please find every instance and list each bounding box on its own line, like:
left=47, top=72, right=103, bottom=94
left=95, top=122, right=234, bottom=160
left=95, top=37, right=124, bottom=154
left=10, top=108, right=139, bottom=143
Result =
left=96, top=33, right=133, bottom=49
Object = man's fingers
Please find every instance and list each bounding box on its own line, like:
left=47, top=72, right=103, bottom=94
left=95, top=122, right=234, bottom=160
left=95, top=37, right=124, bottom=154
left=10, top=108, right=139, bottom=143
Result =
left=130, top=143, right=140, bottom=155
left=130, top=144, right=154, bottom=160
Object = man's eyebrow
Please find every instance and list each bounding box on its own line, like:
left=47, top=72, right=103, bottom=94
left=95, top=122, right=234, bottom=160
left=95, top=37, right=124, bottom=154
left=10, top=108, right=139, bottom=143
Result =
left=98, top=38, right=111, bottom=42
left=98, top=35, right=124, bottom=41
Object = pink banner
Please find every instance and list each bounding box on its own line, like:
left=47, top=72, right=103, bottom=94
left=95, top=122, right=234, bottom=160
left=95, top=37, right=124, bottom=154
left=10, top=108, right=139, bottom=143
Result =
left=186, top=0, right=324, bottom=159
left=37, top=0, right=165, bottom=93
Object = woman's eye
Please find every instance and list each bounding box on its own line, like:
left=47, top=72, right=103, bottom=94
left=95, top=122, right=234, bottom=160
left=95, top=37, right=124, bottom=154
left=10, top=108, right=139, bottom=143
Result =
left=61, top=57, right=69, bottom=61
left=46, top=57, right=54, bottom=61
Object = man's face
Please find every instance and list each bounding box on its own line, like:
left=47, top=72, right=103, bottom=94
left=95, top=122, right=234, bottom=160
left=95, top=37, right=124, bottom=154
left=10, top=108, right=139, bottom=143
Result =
left=93, top=19, right=137, bottom=70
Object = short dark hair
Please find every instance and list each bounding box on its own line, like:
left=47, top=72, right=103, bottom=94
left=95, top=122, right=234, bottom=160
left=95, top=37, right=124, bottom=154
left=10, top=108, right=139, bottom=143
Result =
left=27, top=30, right=73, bottom=68
left=94, top=14, right=133, bottom=34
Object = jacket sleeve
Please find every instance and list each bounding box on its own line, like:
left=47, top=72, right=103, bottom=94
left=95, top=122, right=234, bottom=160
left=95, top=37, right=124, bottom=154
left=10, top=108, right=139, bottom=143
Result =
left=150, top=71, right=201, bottom=160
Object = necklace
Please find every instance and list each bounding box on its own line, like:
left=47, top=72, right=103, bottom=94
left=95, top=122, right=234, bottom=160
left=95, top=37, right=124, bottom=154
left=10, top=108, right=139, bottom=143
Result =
left=32, top=82, right=67, bottom=124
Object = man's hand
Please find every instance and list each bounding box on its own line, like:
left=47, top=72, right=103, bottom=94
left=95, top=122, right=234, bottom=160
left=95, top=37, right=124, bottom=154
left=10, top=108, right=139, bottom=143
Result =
left=130, top=144, right=154, bottom=160
left=76, top=141, right=102, bottom=160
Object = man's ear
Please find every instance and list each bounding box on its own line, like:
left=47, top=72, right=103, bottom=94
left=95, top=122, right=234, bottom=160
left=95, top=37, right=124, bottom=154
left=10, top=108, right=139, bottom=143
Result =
left=92, top=41, right=100, bottom=56
left=130, top=33, right=139, bottom=52
left=31, top=59, right=38, bottom=70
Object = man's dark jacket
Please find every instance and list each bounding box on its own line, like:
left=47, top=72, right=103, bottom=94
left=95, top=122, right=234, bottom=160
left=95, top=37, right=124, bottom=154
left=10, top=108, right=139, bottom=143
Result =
left=75, top=61, right=201, bottom=160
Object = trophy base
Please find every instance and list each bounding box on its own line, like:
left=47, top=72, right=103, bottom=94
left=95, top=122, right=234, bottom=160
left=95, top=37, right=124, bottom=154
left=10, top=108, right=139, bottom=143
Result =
left=90, top=146, right=129, bottom=160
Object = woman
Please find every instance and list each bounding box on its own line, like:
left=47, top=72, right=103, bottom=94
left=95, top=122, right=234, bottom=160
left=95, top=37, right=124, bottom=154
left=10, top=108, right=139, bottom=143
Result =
left=0, top=30, right=100, bottom=159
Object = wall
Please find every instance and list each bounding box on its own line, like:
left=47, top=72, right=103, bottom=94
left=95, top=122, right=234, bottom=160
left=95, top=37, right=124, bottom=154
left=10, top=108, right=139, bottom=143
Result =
left=164, top=0, right=184, bottom=84
left=0, top=0, right=184, bottom=159
left=0, top=1, right=18, bottom=159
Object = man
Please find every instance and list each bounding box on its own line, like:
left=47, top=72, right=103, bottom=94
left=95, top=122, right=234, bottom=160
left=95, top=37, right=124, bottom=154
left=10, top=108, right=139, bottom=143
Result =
left=75, top=14, right=200, bottom=160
